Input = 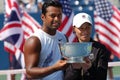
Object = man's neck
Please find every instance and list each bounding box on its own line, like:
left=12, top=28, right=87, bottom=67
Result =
left=41, top=27, right=57, bottom=35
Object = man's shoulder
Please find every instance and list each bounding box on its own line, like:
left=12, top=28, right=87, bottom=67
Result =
left=57, top=30, right=68, bottom=42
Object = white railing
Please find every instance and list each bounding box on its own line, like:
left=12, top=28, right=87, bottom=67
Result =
left=0, top=62, right=120, bottom=80
left=0, top=69, right=25, bottom=80
left=108, top=61, right=120, bottom=67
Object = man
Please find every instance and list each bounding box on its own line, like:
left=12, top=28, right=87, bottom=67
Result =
left=23, top=0, right=68, bottom=80
left=64, top=13, right=110, bottom=80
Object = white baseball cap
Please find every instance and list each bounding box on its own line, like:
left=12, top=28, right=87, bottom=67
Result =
left=73, top=13, right=92, bottom=28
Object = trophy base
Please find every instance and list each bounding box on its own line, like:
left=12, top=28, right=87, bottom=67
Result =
left=67, top=57, right=85, bottom=63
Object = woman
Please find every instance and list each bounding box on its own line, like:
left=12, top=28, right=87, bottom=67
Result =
left=64, top=13, right=110, bottom=80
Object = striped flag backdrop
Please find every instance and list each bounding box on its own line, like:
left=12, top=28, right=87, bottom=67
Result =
left=0, top=0, right=41, bottom=68
left=94, top=0, right=120, bottom=58
left=59, top=0, right=76, bottom=42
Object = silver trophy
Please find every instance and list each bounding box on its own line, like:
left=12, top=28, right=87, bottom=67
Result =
left=59, top=42, right=92, bottom=63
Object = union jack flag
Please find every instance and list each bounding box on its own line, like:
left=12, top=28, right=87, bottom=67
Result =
left=0, top=0, right=24, bottom=52
left=0, top=0, right=41, bottom=69
left=94, top=0, right=120, bottom=58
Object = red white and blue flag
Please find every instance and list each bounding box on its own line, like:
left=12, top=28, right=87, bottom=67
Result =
left=0, top=0, right=24, bottom=52
left=59, top=0, right=76, bottom=42
left=94, top=0, right=120, bottom=58
left=0, top=0, right=41, bottom=68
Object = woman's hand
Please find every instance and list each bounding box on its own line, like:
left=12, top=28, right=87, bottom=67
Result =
left=81, top=56, right=92, bottom=70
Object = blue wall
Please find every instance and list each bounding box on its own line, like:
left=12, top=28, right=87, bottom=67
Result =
left=0, top=42, right=9, bottom=70
left=0, top=14, right=10, bottom=70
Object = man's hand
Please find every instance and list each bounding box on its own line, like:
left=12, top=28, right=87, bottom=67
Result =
left=52, top=60, right=69, bottom=71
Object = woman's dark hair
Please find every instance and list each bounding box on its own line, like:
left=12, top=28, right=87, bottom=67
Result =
left=42, top=0, right=62, bottom=15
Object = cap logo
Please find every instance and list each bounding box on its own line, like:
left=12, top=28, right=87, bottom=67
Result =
left=82, top=15, right=86, bottom=19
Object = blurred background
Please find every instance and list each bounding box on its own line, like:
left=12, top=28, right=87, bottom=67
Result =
left=0, top=0, right=120, bottom=80
left=0, top=0, right=120, bottom=70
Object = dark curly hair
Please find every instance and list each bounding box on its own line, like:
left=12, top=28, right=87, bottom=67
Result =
left=42, top=0, right=62, bottom=15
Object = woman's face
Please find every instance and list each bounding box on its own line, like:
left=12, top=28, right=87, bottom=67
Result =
left=74, top=22, right=92, bottom=42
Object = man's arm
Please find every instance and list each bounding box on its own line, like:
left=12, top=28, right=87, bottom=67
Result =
left=23, top=36, right=67, bottom=79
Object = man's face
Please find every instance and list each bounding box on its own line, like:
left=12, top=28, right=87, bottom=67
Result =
left=74, top=22, right=92, bottom=42
left=41, top=6, right=62, bottom=30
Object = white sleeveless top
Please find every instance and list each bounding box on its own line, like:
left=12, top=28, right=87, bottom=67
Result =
left=32, top=29, right=67, bottom=80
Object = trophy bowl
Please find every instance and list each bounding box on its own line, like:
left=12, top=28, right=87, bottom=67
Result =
left=59, top=42, right=92, bottom=63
